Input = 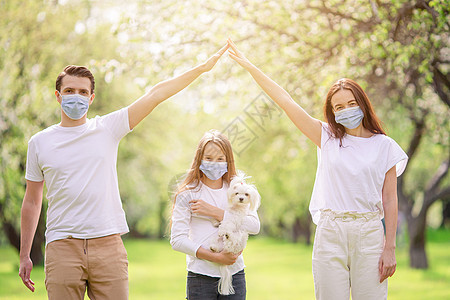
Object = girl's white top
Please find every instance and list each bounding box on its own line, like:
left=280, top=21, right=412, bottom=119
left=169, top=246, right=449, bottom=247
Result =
left=171, top=182, right=260, bottom=277
left=310, top=122, right=408, bottom=225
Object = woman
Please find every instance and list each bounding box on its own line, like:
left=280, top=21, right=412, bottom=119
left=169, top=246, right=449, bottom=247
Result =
left=227, top=39, right=407, bottom=300
left=170, top=130, right=260, bottom=299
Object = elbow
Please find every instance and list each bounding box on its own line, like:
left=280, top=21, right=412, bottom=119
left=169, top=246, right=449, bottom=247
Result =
left=170, top=237, right=179, bottom=251
left=147, top=86, right=167, bottom=104
left=248, top=222, right=261, bottom=235
left=170, top=235, right=185, bottom=252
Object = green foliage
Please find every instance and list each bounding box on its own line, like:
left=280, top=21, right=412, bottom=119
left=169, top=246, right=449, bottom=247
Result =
left=1, top=0, right=448, bottom=252
left=1, top=230, right=450, bottom=299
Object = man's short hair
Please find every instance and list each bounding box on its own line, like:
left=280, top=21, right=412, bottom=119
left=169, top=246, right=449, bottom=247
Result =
left=56, top=65, right=95, bottom=94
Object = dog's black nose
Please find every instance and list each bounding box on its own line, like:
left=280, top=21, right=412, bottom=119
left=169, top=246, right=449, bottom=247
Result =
left=239, top=198, right=244, bottom=201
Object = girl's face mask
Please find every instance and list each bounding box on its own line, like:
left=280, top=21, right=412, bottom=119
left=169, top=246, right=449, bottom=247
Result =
left=334, top=106, right=364, bottom=129
left=199, top=160, right=228, bottom=180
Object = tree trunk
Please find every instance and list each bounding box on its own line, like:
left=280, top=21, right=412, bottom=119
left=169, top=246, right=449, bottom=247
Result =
left=30, top=204, right=46, bottom=265
left=292, top=216, right=311, bottom=245
left=158, top=198, right=167, bottom=239
left=1, top=202, right=46, bottom=265
left=440, top=198, right=450, bottom=228
left=407, top=213, right=428, bottom=269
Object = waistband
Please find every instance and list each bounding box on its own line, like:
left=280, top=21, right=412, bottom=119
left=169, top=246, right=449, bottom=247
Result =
left=320, top=209, right=381, bottom=221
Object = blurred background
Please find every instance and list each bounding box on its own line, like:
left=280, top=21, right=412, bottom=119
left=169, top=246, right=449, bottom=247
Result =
left=1, top=0, right=449, bottom=298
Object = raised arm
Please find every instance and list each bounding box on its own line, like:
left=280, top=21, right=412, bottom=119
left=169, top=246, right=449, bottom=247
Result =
left=227, top=39, right=322, bottom=147
left=127, top=44, right=229, bottom=129
left=19, top=180, right=44, bottom=292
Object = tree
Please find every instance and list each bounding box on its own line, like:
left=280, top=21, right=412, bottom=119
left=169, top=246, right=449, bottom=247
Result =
left=117, top=1, right=449, bottom=257
left=187, top=0, right=450, bottom=267
left=0, top=0, right=129, bottom=263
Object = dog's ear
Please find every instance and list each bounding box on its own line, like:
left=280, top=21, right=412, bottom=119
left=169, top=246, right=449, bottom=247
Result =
left=248, top=185, right=261, bottom=211
left=227, top=184, right=236, bottom=201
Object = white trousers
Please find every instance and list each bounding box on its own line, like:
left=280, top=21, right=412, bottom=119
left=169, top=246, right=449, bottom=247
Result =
left=312, top=210, right=387, bottom=300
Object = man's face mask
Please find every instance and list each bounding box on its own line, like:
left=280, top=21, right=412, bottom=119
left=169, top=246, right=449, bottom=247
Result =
left=59, top=92, right=90, bottom=120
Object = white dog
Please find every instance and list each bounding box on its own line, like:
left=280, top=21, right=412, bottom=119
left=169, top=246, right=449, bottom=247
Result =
left=209, top=174, right=261, bottom=295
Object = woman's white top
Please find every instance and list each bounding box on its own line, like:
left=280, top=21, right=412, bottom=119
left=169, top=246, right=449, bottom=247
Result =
left=171, top=182, right=260, bottom=277
left=310, top=122, right=408, bottom=225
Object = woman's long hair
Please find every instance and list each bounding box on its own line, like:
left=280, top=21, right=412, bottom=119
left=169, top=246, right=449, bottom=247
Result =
left=324, top=78, right=385, bottom=140
left=174, top=130, right=237, bottom=202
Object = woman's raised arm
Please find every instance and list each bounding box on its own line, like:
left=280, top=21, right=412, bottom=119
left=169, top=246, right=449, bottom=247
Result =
left=228, top=39, right=322, bottom=147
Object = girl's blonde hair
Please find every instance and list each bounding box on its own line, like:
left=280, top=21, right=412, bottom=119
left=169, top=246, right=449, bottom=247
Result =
left=174, top=130, right=237, bottom=201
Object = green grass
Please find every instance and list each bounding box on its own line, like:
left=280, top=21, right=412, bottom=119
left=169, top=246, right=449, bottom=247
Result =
left=1, top=229, right=449, bottom=299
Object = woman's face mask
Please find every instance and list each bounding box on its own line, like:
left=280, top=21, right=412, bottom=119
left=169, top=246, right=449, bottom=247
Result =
left=334, top=106, right=364, bottom=129
left=58, top=92, right=90, bottom=120
left=199, top=160, right=228, bottom=180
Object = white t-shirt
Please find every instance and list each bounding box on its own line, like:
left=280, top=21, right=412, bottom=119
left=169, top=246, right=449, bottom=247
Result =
left=25, top=108, right=131, bottom=244
left=170, top=182, right=260, bottom=277
left=309, top=122, right=408, bottom=224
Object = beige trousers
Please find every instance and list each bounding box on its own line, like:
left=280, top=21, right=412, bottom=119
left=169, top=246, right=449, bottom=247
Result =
left=312, top=210, right=387, bottom=300
left=45, top=234, right=128, bottom=300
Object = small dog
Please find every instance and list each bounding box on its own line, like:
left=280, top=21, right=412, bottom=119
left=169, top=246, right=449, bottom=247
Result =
left=209, top=173, right=261, bottom=295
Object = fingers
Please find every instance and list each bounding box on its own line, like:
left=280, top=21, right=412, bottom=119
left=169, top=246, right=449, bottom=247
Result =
left=379, top=262, right=396, bottom=283
left=228, top=49, right=238, bottom=57
left=390, top=264, right=397, bottom=277
left=24, top=278, right=35, bottom=292
left=228, top=52, right=239, bottom=62
left=220, top=251, right=239, bottom=265
left=378, top=259, right=384, bottom=283
left=227, top=38, right=241, bottom=56
left=378, top=258, right=383, bottom=275
left=217, top=43, right=230, bottom=56
left=19, top=270, right=35, bottom=292
left=228, top=51, right=243, bottom=64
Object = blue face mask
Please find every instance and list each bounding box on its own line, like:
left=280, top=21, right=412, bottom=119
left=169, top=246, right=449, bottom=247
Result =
left=199, top=160, right=228, bottom=180
left=59, top=92, right=90, bottom=120
left=334, top=106, right=364, bottom=129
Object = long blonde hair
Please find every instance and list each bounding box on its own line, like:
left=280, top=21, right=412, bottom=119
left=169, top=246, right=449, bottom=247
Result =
left=174, top=130, right=237, bottom=201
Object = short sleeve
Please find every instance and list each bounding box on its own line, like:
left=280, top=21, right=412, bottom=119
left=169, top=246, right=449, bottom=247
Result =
left=97, top=107, right=132, bottom=140
left=320, top=122, right=333, bottom=149
left=385, top=137, right=408, bottom=177
left=25, top=137, right=44, bottom=182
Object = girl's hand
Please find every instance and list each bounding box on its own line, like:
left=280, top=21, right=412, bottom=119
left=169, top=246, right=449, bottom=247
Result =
left=200, top=44, right=230, bottom=73
left=189, top=199, right=224, bottom=221
left=378, top=247, right=397, bottom=283
left=227, top=38, right=253, bottom=70
left=215, top=251, right=240, bottom=265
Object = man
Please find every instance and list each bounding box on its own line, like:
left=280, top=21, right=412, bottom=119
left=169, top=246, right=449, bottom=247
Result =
left=19, top=44, right=229, bottom=299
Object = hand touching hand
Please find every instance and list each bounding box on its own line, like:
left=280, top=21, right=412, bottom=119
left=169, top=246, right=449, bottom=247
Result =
left=227, top=38, right=253, bottom=70
left=200, top=43, right=230, bottom=73
left=19, top=256, right=35, bottom=292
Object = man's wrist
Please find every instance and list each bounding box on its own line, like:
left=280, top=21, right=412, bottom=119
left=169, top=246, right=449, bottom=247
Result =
left=19, top=253, right=30, bottom=260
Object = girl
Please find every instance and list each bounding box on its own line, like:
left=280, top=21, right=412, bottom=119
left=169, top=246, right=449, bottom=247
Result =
left=227, top=39, right=408, bottom=300
left=171, top=130, right=260, bottom=300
